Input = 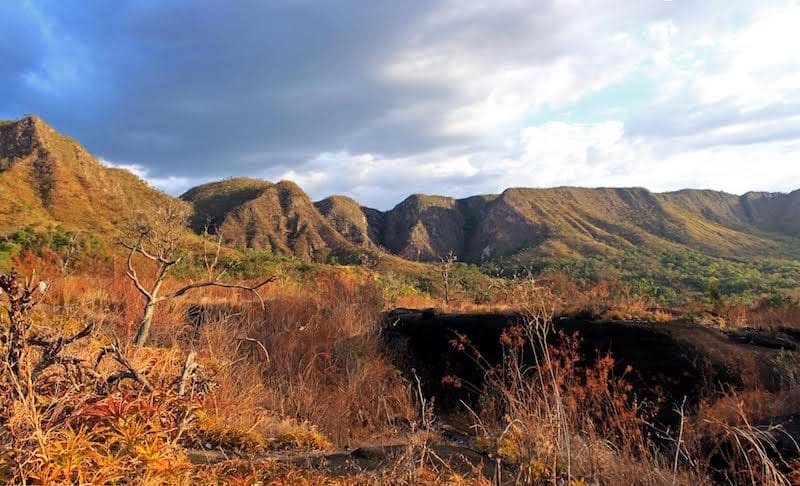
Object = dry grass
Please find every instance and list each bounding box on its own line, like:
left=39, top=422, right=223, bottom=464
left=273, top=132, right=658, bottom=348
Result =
left=456, top=279, right=798, bottom=485
left=0, top=252, right=418, bottom=482
left=2, top=251, right=799, bottom=483
left=458, top=282, right=681, bottom=484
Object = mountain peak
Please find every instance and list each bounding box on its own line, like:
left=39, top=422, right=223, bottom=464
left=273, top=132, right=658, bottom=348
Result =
left=0, top=115, right=174, bottom=233
left=0, top=115, right=49, bottom=163
left=180, top=177, right=273, bottom=231
left=315, top=195, right=376, bottom=247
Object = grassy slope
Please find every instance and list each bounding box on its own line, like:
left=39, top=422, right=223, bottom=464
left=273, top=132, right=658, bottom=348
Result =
left=181, top=177, right=273, bottom=231
left=0, top=116, right=176, bottom=235
left=480, top=187, right=792, bottom=258
left=475, top=187, right=799, bottom=297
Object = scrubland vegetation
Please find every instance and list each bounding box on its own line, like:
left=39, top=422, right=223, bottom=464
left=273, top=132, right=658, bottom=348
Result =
left=1, top=219, right=799, bottom=484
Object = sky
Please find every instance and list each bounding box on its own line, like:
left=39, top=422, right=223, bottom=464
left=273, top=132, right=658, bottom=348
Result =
left=2, top=0, right=800, bottom=209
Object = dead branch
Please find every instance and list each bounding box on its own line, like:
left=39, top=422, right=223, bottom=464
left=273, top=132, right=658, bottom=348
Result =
left=239, top=336, right=271, bottom=364
left=177, top=351, right=198, bottom=396
left=163, top=275, right=276, bottom=306
left=202, top=228, right=226, bottom=281
left=29, top=322, right=96, bottom=382
left=1, top=271, right=48, bottom=380
left=96, top=338, right=153, bottom=393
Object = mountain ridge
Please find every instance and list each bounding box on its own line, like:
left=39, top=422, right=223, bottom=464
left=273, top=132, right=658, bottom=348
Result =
left=179, top=176, right=800, bottom=269
left=1, top=116, right=798, bottom=287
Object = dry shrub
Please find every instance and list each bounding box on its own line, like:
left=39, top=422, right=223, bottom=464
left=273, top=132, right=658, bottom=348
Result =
left=462, top=279, right=799, bottom=484
left=725, top=302, right=751, bottom=328
left=161, top=269, right=415, bottom=448
left=0, top=265, right=351, bottom=483
left=463, top=281, right=674, bottom=484
left=394, top=294, right=437, bottom=310
left=472, top=328, right=670, bottom=484
left=743, top=295, right=800, bottom=329
left=681, top=351, right=800, bottom=485
left=715, top=293, right=800, bottom=331
left=0, top=339, right=198, bottom=484
left=3, top=256, right=415, bottom=447
left=233, top=271, right=415, bottom=445
left=509, top=273, right=675, bottom=323
left=444, top=280, right=713, bottom=484
left=685, top=395, right=797, bottom=485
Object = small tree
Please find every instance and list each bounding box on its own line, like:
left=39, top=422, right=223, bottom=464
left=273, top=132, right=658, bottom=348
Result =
left=440, top=250, right=457, bottom=304
left=121, top=204, right=274, bottom=347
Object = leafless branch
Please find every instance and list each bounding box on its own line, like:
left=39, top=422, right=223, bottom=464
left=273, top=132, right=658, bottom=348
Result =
left=96, top=338, right=153, bottom=393
left=239, top=336, right=271, bottom=364
left=202, top=228, right=226, bottom=281
left=162, top=276, right=276, bottom=307
left=29, top=322, right=96, bottom=382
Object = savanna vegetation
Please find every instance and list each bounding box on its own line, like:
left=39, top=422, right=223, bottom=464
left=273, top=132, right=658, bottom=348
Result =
left=1, top=204, right=799, bottom=485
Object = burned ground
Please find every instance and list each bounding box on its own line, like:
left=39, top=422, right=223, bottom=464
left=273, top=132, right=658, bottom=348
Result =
left=382, top=309, right=793, bottom=421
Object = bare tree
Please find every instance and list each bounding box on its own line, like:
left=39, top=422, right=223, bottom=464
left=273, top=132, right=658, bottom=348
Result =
left=1, top=271, right=95, bottom=387
left=439, top=250, right=457, bottom=304
left=121, top=204, right=275, bottom=347
left=55, top=230, right=85, bottom=275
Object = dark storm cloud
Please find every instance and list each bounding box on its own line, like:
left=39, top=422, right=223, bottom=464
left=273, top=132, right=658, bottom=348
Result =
left=1, top=0, right=442, bottom=179
left=1, top=0, right=688, bottom=180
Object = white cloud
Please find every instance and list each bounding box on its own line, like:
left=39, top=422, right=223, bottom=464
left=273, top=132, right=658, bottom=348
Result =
left=21, top=0, right=800, bottom=209
left=691, top=4, right=800, bottom=109
left=504, top=122, right=800, bottom=194
left=99, top=158, right=199, bottom=195
left=271, top=120, right=800, bottom=209
left=379, top=0, right=649, bottom=138
left=631, top=1, right=800, bottom=140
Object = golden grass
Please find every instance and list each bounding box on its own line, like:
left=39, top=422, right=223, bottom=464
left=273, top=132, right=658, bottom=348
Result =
left=0, top=253, right=420, bottom=482
left=2, top=251, right=799, bottom=483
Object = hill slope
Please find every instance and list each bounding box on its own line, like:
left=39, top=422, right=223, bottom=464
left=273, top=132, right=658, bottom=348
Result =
left=181, top=179, right=353, bottom=259
left=331, top=187, right=799, bottom=265
left=180, top=173, right=799, bottom=295
left=2, top=115, right=797, bottom=296
left=0, top=116, right=175, bottom=234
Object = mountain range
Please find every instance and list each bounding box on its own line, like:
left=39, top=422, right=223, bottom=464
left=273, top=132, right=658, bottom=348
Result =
left=2, top=115, right=798, bottom=288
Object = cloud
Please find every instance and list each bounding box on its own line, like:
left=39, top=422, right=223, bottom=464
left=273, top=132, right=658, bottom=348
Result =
left=274, top=120, right=800, bottom=209
left=1, top=0, right=799, bottom=209
left=629, top=2, right=800, bottom=145
left=99, top=158, right=199, bottom=195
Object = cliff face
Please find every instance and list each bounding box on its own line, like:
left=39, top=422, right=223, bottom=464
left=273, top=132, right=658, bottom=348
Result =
left=377, top=195, right=465, bottom=261
left=182, top=180, right=352, bottom=259
left=0, top=116, right=43, bottom=163
left=739, top=190, right=800, bottom=237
